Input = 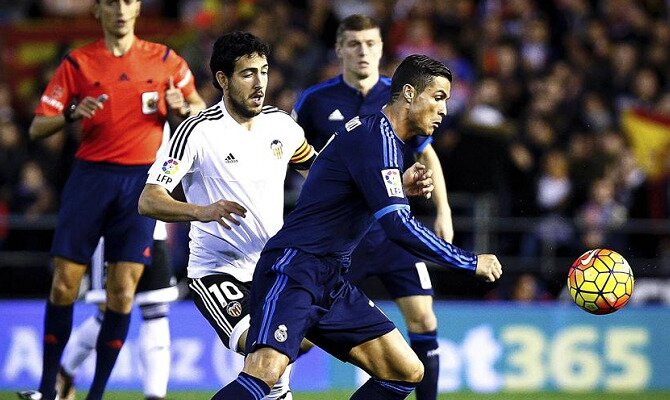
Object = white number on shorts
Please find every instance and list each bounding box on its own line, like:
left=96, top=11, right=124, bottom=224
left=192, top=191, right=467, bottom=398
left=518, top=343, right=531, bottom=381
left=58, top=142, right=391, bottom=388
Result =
left=208, top=281, right=244, bottom=307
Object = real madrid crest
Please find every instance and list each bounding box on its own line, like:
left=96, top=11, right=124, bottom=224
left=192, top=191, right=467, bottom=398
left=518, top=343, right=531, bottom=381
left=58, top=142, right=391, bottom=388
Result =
left=271, top=139, right=283, bottom=159
left=274, top=324, right=288, bottom=342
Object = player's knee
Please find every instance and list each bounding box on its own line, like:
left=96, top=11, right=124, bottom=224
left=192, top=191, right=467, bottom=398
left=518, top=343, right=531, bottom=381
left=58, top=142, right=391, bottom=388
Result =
left=105, top=286, right=136, bottom=310
left=405, top=309, right=437, bottom=332
left=50, top=278, right=79, bottom=304
left=243, top=348, right=289, bottom=388
left=403, top=357, right=425, bottom=383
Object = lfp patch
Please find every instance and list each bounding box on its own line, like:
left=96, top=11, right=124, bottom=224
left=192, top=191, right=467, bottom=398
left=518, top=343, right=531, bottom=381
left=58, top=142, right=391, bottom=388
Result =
left=161, top=158, right=179, bottom=175
left=381, top=169, right=404, bottom=198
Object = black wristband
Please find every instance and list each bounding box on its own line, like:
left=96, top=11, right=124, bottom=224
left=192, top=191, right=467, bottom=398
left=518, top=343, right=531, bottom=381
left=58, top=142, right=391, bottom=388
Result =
left=63, top=103, right=77, bottom=123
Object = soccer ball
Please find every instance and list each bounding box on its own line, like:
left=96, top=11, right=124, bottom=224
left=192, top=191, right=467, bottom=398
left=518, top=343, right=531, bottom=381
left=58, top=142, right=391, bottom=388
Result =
left=567, top=248, right=634, bottom=314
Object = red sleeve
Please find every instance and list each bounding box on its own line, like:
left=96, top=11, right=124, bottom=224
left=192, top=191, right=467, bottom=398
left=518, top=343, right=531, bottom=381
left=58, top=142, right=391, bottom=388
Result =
left=34, top=56, right=79, bottom=116
left=169, top=52, right=197, bottom=98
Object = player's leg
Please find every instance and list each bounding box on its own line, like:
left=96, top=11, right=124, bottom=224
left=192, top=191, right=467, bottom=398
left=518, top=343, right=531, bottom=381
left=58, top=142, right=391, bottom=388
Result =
left=85, top=164, right=154, bottom=400
left=85, top=261, right=144, bottom=400
left=376, top=244, right=439, bottom=400
left=57, top=237, right=106, bottom=400
left=34, top=257, right=88, bottom=400
left=139, top=303, right=170, bottom=400
left=58, top=309, right=103, bottom=400
left=395, top=294, right=439, bottom=400
left=307, top=279, right=419, bottom=400
left=213, top=249, right=322, bottom=399
left=348, top=329, right=424, bottom=399
left=135, top=236, right=177, bottom=400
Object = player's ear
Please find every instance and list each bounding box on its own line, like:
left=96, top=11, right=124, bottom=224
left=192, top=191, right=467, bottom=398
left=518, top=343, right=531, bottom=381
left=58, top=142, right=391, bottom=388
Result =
left=403, top=84, right=415, bottom=103
left=216, top=71, right=228, bottom=90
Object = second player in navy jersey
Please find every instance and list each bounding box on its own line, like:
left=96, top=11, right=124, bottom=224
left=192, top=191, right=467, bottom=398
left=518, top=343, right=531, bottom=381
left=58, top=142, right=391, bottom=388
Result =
left=291, top=15, right=451, bottom=400
left=215, top=55, right=502, bottom=400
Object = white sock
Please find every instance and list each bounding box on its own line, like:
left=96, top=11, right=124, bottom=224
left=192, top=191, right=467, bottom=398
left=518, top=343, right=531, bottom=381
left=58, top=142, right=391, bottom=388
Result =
left=140, top=317, right=171, bottom=398
left=60, top=314, right=102, bottom=375
left=263, top=363, right=293, bottom=400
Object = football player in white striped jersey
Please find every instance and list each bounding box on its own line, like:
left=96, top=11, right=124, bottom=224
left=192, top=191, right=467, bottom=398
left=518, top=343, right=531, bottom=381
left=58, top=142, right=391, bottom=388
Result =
left=138, top=32, right=316, bottom=400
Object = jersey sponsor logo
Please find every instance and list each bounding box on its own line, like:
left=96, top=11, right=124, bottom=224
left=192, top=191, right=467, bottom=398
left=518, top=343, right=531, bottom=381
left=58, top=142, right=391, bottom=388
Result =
left=328, top=109, right=345, bottom=121
left=274, top=324, right=288, bottom=343
left=224, top=153, right=238, bottom=163
left=142, top=91, right=159, bottom=114
left=271, top=139, right=284, bottom=159
left=381, top=168, right=404, bottom=198
left=161, top=158, right=179, bottom=175
left=226, top=301, right=243, bottom=317
left=344, top=116, right=361, bottom=132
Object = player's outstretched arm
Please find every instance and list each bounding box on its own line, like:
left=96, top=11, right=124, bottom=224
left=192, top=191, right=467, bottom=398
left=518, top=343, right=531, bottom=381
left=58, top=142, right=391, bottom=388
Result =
left=138, top=183, right=247, bottom=228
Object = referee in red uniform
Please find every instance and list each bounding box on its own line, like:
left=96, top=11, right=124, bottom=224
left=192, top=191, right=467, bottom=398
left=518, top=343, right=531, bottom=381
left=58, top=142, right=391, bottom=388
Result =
left=18, top=1, right=205, bottom=399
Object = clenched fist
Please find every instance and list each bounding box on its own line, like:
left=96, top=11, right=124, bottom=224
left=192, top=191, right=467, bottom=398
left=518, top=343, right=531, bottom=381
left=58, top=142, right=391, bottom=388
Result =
left=474, top=254, right=503, bottom=282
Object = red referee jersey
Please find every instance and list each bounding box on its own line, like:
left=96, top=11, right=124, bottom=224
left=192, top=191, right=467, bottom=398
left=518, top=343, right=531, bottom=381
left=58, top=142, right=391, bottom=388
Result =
left=35, top=37, right=197, bottom=165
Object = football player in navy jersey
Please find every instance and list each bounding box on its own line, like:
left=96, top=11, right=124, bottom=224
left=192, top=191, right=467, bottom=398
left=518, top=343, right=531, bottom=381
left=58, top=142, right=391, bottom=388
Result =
left=214, top=55, right=502, bottom=400
left=292, top=14, right=452, bottom=399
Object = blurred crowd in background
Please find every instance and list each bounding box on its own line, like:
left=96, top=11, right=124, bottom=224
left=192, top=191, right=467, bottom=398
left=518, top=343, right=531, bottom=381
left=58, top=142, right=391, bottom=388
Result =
left=1, top=0, right=670, bottom=301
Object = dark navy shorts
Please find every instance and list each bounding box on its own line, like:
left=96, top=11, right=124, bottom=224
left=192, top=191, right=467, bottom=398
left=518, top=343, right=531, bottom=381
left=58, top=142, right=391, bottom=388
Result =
left=245, top=248, right=395, bottom=363
left=51, top=160, right=155, bottom=265
left=345, top=227, right=434, bottom=298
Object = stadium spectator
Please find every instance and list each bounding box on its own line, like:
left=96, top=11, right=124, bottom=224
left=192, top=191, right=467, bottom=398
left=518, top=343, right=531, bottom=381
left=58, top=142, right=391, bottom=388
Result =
left=291, top=14, right=454, bottom=400
left=17, top=0, right=206, bottom=399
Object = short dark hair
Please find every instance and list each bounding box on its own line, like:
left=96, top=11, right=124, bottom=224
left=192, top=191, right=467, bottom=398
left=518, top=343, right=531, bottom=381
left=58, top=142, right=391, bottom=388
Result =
left=389, top=55, right=453, bottom=103
left=209, top=31, right=270, bottom=90
left=336, top=14, right=380, bottom=44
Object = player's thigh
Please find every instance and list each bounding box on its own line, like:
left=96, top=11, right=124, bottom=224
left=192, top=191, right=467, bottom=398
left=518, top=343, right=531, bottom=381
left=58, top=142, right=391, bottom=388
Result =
left=103, top=165, right=155, bottom=266
left=308, top=281, right=395, bottom=362
left=245, top=249, right=326, bottom=362
left=189, top=273, right=251, bottom=353
left=395, top=294, right=437, bottom=332
left=348, top=328, right=424, bottom=383
left=51, top=162, right=116, bottom=264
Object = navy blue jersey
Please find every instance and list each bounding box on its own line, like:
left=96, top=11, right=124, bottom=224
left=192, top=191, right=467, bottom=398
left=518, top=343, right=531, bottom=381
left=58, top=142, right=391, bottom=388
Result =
left=293, top=75, right=431, bottom=156
left=265, top=112, right=477, bottom=272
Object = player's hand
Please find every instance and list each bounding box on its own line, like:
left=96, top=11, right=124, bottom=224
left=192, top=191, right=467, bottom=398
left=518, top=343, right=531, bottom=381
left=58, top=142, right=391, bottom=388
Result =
left=433, top=211, right=454, bottom=242
left=403, top=162, right=434, bottom=198
left=166, top=77, right=188, bottom=117
left=196, top=200, right=247, bottom=229
left=73, top=95, right=106, bottom=120
left=474, top=254, right=502, bottom=283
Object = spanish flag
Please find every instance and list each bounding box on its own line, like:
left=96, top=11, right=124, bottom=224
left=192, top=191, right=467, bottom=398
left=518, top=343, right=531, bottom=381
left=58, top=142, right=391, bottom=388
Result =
left=621, top=107, right=670, bottom=180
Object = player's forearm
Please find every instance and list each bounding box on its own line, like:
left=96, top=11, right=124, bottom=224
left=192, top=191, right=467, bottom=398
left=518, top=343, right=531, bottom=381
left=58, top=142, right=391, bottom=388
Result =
left=378, top=208, right=476, bottom=272
left=138, top=184, right=200, bottom=222
left=417, top=145, right=450, bottom=216
left=29, top=115, right=66, bottom=140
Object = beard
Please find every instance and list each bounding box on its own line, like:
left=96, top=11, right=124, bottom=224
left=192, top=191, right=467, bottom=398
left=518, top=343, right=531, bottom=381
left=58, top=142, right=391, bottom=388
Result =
left=228, top=91, right=262, bottom=119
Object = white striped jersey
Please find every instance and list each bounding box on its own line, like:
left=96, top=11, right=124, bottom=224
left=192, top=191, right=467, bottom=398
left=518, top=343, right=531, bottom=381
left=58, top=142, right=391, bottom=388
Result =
left=147, top=100, right=315, bottom=281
